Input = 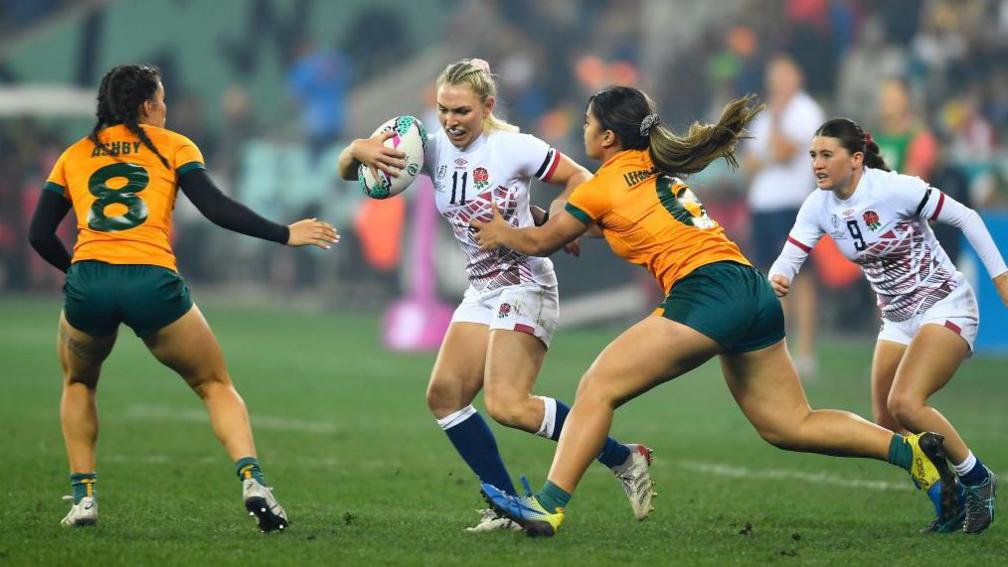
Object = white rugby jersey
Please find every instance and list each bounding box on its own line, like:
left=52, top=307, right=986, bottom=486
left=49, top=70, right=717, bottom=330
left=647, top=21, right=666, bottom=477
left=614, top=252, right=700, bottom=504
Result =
left=770, top=167, right=1007, bottom=322
left=423, top=128, right=561, bottom=292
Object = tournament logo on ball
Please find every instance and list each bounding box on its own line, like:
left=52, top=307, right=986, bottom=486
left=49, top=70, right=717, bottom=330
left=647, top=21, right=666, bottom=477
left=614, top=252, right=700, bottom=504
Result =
left=497, top=303, right=511, bottom=319
left=863, top=209, right=881, bottom=231
left=473, top=167, right=489, bottom=190
left=394, top=116, right=414, bottom=136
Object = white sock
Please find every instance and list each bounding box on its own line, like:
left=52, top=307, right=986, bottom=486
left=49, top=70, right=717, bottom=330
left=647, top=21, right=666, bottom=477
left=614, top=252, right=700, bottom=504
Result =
left=534, top=396, right=557, bottom=439
left=436, top=405, right=477, bottom=430
left=954, top=451, right=977, bottom=477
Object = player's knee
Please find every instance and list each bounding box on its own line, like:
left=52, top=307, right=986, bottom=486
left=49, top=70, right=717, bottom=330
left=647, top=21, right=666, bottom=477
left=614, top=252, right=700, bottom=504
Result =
left=886, top=391, right=922, bottom=425
left=186, top=371, right=231, bottom=397
left=573, top=372, right=619, bottom=408
left=483, top=392, right=526, bottom=428
left=871, top=406, right=900, bottom=431
left=755, top=414, right=809, bottom=451
left=758, top=427, right=800, bottom=451
left=426, top=378, right=459, bottom=415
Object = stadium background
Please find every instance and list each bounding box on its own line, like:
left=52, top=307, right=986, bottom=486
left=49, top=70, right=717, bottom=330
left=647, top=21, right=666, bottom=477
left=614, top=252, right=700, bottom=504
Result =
left=1, top=1, right=1007, bottom=564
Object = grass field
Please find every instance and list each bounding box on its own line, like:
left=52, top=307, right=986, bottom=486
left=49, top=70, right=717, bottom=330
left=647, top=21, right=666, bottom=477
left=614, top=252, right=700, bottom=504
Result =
left=1, top=295, right=1006, bottom=565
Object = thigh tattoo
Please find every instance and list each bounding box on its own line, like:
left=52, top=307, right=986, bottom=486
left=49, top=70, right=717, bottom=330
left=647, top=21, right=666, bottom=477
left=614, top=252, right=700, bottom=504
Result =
left=60, top=326, right=109, bottom=362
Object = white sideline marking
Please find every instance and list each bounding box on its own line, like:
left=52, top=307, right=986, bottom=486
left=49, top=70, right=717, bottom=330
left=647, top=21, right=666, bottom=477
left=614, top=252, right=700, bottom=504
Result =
left=105, top=454, right=219, bottom=465
left=124, top=404, right=339, bottom=434
left=677, top=460, right=912, bottom=491
left=99, top=454, right=922, bottom=487
left=563, top=284, right=649, bottom=326
left=102, top=453, right=390, bottom=470
left=118, top=405, right=995, bottom=489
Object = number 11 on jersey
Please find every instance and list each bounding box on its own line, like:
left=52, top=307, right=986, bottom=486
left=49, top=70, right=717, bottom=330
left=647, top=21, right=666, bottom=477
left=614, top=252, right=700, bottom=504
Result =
left=451, top=170, right=468, bottom=205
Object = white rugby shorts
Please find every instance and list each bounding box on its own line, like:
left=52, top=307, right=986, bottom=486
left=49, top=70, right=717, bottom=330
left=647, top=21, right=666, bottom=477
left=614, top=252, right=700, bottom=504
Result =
left=451, top=283, right=559, bottom=347
left=878, top=280, right=979, bottom=351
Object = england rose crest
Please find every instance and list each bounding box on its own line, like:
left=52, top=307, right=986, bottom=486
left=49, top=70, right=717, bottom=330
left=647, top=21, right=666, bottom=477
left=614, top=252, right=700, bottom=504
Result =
left=473, top=167, right=489, bottom=190
left=862, top=209, right=881, bottom=231
left=497, top=303, right=511, bottom=319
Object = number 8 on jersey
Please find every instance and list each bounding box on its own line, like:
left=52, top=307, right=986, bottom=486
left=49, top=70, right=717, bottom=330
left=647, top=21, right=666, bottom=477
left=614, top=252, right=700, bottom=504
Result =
left=87, top=162, right=150, bottom=232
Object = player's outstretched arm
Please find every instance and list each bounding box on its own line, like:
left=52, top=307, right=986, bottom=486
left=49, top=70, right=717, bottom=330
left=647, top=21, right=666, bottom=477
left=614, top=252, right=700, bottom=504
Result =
left=179, top=168, right=338, bottom=249
left=930, top=190, right=1008, bottom=306
left=543, top=154, right=591, bottom=217
left=336, top=131, right=406, bottom=182
left=471, top=203, right=588, bottom=257
left=543, top=154, right=602, bottom=239
left=767, top=240, right=809, bottom=298
left=286, top=218, right=340, bottom=249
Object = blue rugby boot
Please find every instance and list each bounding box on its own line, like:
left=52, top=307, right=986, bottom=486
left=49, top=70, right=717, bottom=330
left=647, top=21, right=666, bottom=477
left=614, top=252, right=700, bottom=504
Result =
left=962, top=468, right=997, bottom=534
left=481, top=481, right=563, bottom=537
left=922, top=482, right=966, bottom=533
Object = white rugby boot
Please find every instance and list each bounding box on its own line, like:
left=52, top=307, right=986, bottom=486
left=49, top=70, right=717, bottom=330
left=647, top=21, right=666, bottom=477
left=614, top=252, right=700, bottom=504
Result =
left=243, top=479, right=288, bottom=532
left=60, top=495, right=97, bottom=527
left=612, top=444, right=657, bottom=520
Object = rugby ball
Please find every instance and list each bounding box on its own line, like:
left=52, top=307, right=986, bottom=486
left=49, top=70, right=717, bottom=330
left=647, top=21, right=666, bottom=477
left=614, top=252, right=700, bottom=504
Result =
left=358, top=115, right=427, bottom=199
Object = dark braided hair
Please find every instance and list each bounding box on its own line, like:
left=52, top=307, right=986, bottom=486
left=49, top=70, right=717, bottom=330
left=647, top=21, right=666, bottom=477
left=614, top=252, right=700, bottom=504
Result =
left=813, top=117, right=890, bottom=171
left=89, top=64, right=171, bottom=169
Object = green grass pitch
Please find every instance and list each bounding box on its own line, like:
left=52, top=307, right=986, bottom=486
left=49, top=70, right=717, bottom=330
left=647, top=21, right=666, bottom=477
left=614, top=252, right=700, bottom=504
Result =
left=1, top=296, right=1005, bottom=565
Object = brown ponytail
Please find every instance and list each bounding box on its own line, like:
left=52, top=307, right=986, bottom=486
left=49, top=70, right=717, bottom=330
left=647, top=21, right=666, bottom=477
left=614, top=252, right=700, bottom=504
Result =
left=587, top=86, right=763, bottom=177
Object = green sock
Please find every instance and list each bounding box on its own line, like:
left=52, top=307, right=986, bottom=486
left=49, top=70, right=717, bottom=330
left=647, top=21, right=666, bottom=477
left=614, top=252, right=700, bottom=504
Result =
left=70, top=472, right=97, bottom=504
left=535, top=480, right=571, bottom=513
left=235, top=457, right=266, bottom=485
left=887, top=434, right=912, bottom=472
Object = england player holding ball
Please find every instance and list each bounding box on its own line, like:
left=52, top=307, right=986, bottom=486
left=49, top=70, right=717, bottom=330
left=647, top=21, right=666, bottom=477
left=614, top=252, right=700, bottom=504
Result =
left=770, top=117, right=1008, bottom=533
left=337, top=59, right=655, bottom=531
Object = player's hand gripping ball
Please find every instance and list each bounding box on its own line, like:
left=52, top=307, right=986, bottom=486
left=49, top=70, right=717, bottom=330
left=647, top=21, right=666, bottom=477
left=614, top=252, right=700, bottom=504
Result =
left=358, top=115, right=426, bottom=199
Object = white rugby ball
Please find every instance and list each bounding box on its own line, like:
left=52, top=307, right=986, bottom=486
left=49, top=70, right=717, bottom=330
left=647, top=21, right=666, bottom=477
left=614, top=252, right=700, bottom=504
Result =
left=358, top=115, right=427, bottom=199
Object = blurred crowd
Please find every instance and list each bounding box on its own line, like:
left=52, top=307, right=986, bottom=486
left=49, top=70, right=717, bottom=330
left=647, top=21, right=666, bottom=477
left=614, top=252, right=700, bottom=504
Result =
left=0, top=0, right=67, bottom=41
left=463, top=0, right=1008, bottom=206
left=1, top=0, right=1007, bottom=318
